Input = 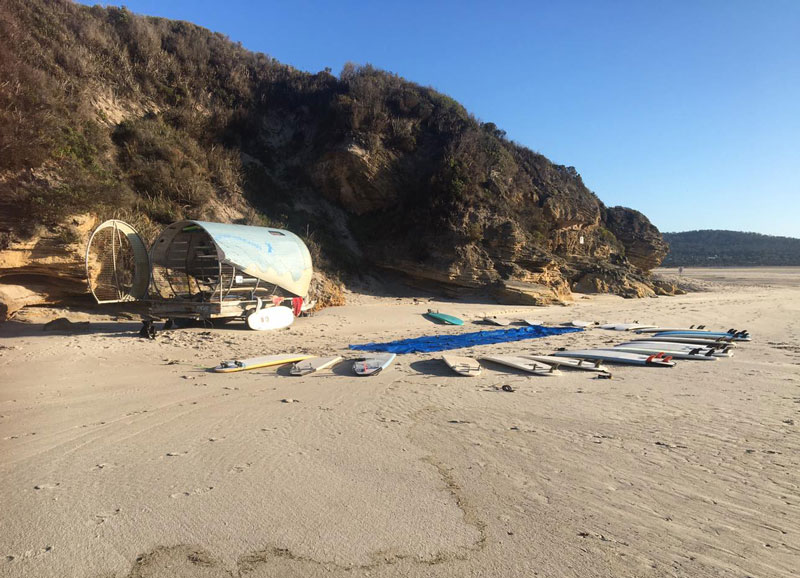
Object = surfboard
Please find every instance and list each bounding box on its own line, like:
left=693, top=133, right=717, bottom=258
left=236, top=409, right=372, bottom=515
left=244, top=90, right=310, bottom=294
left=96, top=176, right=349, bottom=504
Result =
left=483, top=315, right=512, bottom=326
left=617, top=341, right=733, bottom=357
left=568, top=320, right=594, bottom=328
left=442, top=355, right=482, bottom=376
left=425, top=310, right=464, bottom=326
left=653, top=330, right=750, bottom=341
left=521, top=354, right=610, bottom=373
left=635, top=327, right=746, bottom=337
left=599, top=323, right=659, bottom=331
left=246, top=306, right=295, bottom=331
left=630, top=336, right=737, bottom=347
left=353, top=353, right=396, bottom=376
left=521, top=319, right=544, bottom=326
left=634, top=325, right=709, bottom=334
left=212, top=353, right=314, bottom=373
left=611, top=344, right=720, bottom=360
left=481, top=355, right=561, bottom=376
left=289, top=356, right=343, bottom=376
left=551, top=350, right=676, bottom=367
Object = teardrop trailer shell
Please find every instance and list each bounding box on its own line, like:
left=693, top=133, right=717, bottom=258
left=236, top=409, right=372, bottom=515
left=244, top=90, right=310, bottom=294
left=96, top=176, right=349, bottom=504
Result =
left=85, top=219, right=313, bottom=325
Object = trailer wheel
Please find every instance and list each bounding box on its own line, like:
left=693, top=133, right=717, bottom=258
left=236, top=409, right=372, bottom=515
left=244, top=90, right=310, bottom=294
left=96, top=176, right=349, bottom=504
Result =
left=139, top=320, right=157, bottom=339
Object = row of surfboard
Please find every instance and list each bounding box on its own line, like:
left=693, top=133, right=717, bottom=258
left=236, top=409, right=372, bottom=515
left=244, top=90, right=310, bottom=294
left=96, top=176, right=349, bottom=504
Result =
left=210, top=325, right=750, bottom=377
left=428, top=310, right=750, bottom=341
left=212, top=354, right=398, bottom=376
left=441, top=325, right=751, bottom=375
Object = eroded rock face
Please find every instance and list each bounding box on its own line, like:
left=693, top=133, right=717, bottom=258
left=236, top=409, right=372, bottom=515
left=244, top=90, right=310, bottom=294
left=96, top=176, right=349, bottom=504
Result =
left=0, top=215, right=96, bottom=320
left=573, top=272, right=656, bottom=299
left=491, top=280, right=568, bottom=306
left=312, top=143, right=401, bottom=215
left=604, top=206, right=669, bottom=271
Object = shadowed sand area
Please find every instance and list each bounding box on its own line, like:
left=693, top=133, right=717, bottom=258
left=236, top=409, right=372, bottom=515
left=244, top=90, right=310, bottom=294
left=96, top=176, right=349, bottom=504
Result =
left=1, top=268, right=799, bottom=577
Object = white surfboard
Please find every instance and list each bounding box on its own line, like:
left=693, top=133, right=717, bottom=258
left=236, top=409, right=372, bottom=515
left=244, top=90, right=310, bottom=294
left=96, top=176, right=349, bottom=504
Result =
left=353, top=353, right=396, bottom=376
left=246, top=306, right=295, bottom=331
left=290, top=356, right=343, bottom=376
left=482, top=355, right=561, bottom=376
left=521, top=354, right=610, bottom=373
left=617, top=341, right=732, bottom=357
left=212, top=353, right=314, bottom=373
left=442, top=355, right=482, bottom=376
left=521, top=319, right=544, bottom=326
left=635, top=325, right=710, bottom=334
left=651, top=330, right=750, bottom=341
left=611, top=344, right=718, bottom=360
left=630, top=336, right=737, bottom=347
left=568, top=320, right=594, bottom=328
left=600, top=323, right=659, bottom=331
left=483, top=316, right=512, bottom=326
left=551, top=350, right=676, bottom=367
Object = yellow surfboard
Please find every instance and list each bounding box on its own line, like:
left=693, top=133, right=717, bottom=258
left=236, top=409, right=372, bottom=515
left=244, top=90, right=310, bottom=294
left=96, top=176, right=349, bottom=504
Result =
left=212, top=354, right=314, bottom=373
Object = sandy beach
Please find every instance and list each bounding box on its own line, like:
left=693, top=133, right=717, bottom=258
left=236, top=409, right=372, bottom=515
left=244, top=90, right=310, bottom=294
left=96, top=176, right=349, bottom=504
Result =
left=1, top=267, right=799, bottom=577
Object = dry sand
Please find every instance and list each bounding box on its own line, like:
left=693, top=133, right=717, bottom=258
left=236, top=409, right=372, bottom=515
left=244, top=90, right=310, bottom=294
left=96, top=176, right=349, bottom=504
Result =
left=1, top=267, right=799, bottom=577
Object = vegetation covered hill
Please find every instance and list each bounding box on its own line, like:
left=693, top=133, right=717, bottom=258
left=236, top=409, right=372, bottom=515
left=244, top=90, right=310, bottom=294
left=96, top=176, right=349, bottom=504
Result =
left=0, top=0, right=671, bottom=318
left=662, top=231, right=800, bottom=267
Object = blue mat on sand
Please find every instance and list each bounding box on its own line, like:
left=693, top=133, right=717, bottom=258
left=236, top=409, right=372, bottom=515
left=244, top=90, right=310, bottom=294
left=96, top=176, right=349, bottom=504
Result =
left=349, top=325, right=582, bottom=354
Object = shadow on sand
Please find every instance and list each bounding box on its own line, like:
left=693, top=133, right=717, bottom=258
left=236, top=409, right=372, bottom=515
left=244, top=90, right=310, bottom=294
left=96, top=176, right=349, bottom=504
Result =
left=408, top=358, right=454, bottom=377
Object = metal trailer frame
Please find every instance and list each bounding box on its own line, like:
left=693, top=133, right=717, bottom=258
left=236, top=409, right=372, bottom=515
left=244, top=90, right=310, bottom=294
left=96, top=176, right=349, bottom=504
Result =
left=85, top=219, right=313, bottom=324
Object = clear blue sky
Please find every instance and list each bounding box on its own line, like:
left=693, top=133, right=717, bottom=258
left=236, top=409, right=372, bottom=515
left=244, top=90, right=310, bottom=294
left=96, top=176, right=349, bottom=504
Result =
left=82, top=0, right=800, bottom=237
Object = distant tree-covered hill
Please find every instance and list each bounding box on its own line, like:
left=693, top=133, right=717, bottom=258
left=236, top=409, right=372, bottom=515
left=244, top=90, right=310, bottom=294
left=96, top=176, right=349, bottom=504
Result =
left=662, top=230, right=800, bottom=267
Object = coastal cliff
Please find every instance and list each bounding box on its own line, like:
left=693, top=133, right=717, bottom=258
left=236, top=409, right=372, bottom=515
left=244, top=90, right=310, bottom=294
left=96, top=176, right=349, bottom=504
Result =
left=0, top=0, right=669, bottom=318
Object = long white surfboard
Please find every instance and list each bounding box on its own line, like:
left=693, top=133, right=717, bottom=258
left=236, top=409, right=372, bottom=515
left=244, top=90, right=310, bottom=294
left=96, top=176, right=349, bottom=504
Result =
left=611, top=345, right=718, bottom=360
left=353, top=353, right=396, bottom=376
left=442, top=355, right=482, bottom=376
left=290, top=356, right=343, bottom=376
left=482, top=355, right=561, bottom=376
left=521, top=354, right=610, bottom=373
left=551, top=350, right=676, bottom=367
left=617, top=341, right=732, bottom=357
left=653, top=330, right=750, bottom=341
left=600, top=323, right=659, bottom=331
left=635, top=325, right=710, bottom=334
left=630, top=336, right=737, bottom=348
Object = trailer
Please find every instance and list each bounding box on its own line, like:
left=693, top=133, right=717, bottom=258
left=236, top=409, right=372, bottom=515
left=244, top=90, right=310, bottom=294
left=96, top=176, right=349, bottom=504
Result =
left=85, top=219, right=313, bottom=330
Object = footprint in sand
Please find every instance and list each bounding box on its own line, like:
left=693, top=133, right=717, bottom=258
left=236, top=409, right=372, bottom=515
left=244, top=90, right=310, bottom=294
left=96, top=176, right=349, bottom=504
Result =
left=87, top=508, right=121, bottom=526
left=33, top=483, right=60, bottom=491
left=170, top=487, right=214, bottom=499
left=229, top=463, right=251, bottom=474
left=3, top=432, right=36, bottom=440
left=5, top=546, right=53, bottom=562
left=163, top=451, right=189, bottom=458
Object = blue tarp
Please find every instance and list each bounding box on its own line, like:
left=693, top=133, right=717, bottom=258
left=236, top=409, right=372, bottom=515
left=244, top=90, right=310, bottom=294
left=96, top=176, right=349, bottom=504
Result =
left=349, top=325, right=582, bottom=354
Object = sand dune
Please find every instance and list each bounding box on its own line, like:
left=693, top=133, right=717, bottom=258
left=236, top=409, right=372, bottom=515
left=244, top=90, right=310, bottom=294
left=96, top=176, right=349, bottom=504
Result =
left=1, top=268, right=799, bottom=577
